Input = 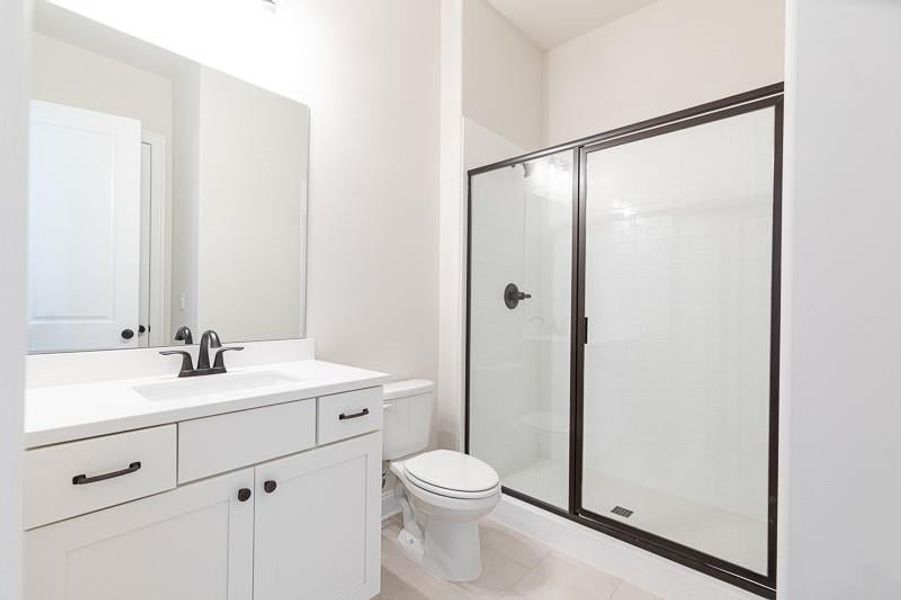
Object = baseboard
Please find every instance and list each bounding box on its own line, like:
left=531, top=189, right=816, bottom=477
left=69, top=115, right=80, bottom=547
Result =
left=491, top=495, right=760, bottom=600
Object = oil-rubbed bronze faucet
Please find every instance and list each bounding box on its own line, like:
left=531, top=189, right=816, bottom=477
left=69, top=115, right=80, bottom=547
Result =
left=196, top=329, right=221, bottom=370
left=174, top=326, right=194, bottom=345
left=160, top=329, right=244, bottom=377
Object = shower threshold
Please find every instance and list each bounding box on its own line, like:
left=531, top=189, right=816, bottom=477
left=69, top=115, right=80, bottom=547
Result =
left=503, top=460, right=768, bottom=576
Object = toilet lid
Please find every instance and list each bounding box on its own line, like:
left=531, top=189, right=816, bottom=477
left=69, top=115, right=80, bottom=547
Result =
left=403, top=450, right=499, bottom=494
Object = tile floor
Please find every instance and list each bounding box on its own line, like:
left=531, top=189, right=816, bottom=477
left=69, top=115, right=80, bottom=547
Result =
left=376, top=516, right=662, bottom=600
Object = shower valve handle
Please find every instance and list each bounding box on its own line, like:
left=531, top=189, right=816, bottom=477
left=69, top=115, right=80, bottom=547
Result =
left=504, top=283, right=532, bottom=310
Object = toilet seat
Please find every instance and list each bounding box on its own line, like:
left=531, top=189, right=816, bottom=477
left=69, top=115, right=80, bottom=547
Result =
left=402, top=450, right=500, bottom=500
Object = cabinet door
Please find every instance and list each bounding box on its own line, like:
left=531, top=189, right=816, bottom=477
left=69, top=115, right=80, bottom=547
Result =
left=26, top=468, right=255, bottom=600
left=254, top=432, right=382, bottom=600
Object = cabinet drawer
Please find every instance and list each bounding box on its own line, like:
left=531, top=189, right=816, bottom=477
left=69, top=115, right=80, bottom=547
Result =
left=24, top=425, right=176, bottom=529
left=317, top=387, right=383, bottom=445
left=178, top=399, right=316, bottom=483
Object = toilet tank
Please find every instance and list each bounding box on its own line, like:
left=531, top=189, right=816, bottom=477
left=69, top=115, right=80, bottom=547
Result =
left=382, top=379, right=434, bottom=460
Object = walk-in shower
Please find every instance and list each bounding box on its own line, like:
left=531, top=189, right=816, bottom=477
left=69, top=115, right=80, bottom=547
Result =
left=466, top=85, right=782, bottom=598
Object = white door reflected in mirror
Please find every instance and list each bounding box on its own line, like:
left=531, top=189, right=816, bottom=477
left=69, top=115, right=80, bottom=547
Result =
left=27, top=2, right=311, bottom=354
left=28, top=100, right=142, bottom=353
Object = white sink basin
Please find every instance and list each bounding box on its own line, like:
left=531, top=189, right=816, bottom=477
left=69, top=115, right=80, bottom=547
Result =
left=134, top=371, right=302, bottom=402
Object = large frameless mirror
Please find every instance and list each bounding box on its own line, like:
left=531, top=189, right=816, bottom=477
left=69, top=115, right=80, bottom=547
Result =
left=27, top=1, right=310, bottom=353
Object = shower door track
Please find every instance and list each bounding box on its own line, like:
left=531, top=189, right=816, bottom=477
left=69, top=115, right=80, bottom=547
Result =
left=465, top=83, right=783, bottom=599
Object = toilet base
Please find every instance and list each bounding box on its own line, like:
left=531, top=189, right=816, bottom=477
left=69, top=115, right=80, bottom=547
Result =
left=396, top=516, right=483, bottom=582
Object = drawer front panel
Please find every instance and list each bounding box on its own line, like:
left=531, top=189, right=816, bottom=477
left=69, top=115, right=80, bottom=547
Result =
left=24, top=425, right=177, bottom=529
left=317, top=387, right=383, bottom=445
left=178, top=399, right=316, bottom=484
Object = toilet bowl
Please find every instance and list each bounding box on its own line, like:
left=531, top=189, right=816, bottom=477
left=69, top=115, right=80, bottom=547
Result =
left=383, top=380, right=501, bottom=582
left=391, top=450, right=501, bottom=581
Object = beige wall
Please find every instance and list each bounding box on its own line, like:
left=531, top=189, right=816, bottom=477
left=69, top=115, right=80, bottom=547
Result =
left=545, top=0, right=785, bottom=145
left=459, top=0, right=784, bottom=152
left=462, top=0, right=544, bottom=151
left=296, top=1, right=439, bottom=382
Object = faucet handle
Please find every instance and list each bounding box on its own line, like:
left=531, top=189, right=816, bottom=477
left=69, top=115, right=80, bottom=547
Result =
left=213, top=346, right=244, bottom=370
left=159, top=350, right=195, bottom=377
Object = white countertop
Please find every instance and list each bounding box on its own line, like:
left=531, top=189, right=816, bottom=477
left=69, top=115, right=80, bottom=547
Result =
left=25, top=360, right=390, bottom=449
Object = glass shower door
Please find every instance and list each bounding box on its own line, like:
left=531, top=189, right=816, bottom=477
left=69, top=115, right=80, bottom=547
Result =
left=579, top=106, right=779, bottom=575
left=468, top=150, right=574, bottom=510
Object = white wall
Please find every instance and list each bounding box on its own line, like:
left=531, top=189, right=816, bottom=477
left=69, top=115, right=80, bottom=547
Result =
left=0, top=1, right=28, bottom=598
left=545, top=0, right=785, bottom=145
left=437, top=0, right=466, bottom=451
left=46, top=0, right=441, bottom=382
left=463, top=118, right=524, bottom=171
left=462, top=0, right=544, bottom=151
left=781, top=0, right=901, bottom=597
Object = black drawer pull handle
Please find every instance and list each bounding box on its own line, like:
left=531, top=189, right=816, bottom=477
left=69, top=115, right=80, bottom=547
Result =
left=339, top=408, right=370, bottom=421
left=72, top=462, right=142, bottom=485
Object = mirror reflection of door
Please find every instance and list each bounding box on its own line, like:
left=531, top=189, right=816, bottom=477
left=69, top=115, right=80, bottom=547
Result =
left=27, top=100, right=142, bottom=352
left=139, top=131, right=169, bottom=349
left=28, top=5, right=311, bottom=353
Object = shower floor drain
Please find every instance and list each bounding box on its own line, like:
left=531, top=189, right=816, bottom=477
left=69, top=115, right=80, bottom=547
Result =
left=611, top=506, right=634, bottom=518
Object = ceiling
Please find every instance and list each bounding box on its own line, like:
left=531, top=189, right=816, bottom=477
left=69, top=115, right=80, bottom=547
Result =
left=485, top=0, right=658, bottom=50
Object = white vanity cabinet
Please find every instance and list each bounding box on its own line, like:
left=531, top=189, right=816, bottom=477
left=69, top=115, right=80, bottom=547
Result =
left=24, top=386, right=383, bottom=600
left=26, top=468, right=256, bottom=600
left=254, top=432, right=382, bottom=600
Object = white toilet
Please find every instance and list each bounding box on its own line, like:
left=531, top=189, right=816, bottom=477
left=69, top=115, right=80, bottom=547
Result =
left=383, top=379, right=501, bottom=582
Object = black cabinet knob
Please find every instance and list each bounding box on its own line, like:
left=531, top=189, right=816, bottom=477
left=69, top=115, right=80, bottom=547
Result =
left=138, top=325, right=147, bottom=334
left=263, top=480, right=277, bottom=494
left=121, top=328, right=135, bottom=340
left=237, top=488, right=252, bottom=502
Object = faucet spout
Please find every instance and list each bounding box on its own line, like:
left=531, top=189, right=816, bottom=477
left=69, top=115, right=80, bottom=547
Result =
left=197, top=330, right=222, bottom=370
left=174, top=326, right=194, bottom=345
left=160, top=328, right=239, bottom=377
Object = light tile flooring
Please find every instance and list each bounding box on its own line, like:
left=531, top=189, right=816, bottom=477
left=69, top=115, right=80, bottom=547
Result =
left=376, top=516, right=662, bottom=600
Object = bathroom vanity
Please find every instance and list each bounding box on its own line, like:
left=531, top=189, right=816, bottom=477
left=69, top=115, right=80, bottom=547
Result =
left=23, top=348, right=388, bottom=600
left=20, top=3, right=392, bottom=598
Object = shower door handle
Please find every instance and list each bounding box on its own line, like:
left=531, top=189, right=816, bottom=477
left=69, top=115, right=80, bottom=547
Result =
left=504, top=283, right=531, bottom=310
